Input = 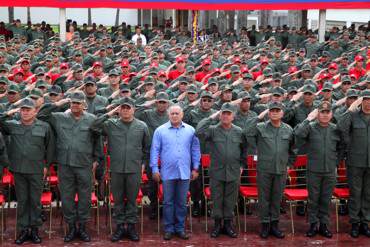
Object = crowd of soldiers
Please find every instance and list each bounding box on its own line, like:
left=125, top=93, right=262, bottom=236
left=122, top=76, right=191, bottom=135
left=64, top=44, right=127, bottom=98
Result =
left=0, top=18, right=369, bottom=244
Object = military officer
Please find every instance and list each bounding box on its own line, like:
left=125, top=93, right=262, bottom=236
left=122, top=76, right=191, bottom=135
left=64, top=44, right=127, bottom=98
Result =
left=90, top=97, right=151, bottom=242
left=37, top=91, right=100, bottom=242
left=0, top=98, right=54, bottom=244
left=245, top=101, right=296, bottom=239
left=337, top=90, right=370, bottom=238
left=294, top=102, right=345, bottom=238
left=196, top=102, right=247, bottom=238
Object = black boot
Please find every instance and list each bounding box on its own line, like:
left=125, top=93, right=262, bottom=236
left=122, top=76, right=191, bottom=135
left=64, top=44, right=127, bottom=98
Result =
left=111, top=224, right=125, bottom=242
left=30, top=227, right=42, bottom=244
left=192, top=202, right=200, bottom=217
left=359, top=223, right=370, bottom=237
left=350, top=223, right=360, bottom=238
left=64, top=223, right=77, bottom=242
left=78, top=223, right=91, bottom=242
left=15, top=228, right=30, bottom=245
left=260, top=223, right=269, bottom=239
left=306, top=223, right=318, bottom=237
left=270, top=221, right=284, bottom=238
left=319, top=223, right=332, bottom=238
left=210, top=219, right=222, bottom=238
left=223, top=220, right=238, bottom=238
left=127, top=224, right=140, bottom=241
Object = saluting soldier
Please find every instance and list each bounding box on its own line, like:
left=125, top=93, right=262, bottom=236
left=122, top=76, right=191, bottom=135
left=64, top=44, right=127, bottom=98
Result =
left=90, top=97, right=151, bottom=242
left=337, top=90, right=370, bottom=238
left=37, top=91, right=100, bottom=243
left=295, top=102, right=345, bottom=238
left=246, top=101, right=296, bottom=239
left=0, top=98, right=54, bottom=245
left=196, top=102, right=247, bottom=238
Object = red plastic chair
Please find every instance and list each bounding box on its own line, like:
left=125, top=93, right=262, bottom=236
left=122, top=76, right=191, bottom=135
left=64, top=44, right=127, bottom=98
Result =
left=41, top=191, right=53, bottom=239
left=333, top=160, right=349, bottom=232
left=201, top=154, right=211, bottom=232
left=283, top=155, right=308, bottom=235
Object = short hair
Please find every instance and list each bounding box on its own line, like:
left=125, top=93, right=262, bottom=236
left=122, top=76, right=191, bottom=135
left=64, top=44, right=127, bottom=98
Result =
left=167, top=104, right=183, bottom=114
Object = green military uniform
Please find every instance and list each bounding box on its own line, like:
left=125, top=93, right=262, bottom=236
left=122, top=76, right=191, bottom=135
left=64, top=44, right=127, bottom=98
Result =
left=196, top=103, right=247, bottom=223
left=0, top=98, right=54, bottom=231
left=37, top=92, right=99, bottom=226
left=90, top=97, right=151, bottom=226
left=337, top=90, right=370, bottom=229
left=294, top=102, right=345, bottom=229
left=245, top=102, right=296, bottom=226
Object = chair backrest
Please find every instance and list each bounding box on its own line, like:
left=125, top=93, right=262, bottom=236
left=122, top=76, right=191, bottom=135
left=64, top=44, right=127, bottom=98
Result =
left=240, top=155, right=257, bottom=186
left=201, top=154, right=211, bottom=188
left=337, top=160, right=347, bottom=184
left=286, top=155, right=308, bottom=187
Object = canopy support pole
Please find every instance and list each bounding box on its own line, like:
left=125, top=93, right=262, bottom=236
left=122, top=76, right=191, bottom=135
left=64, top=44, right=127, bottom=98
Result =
left=59, top=8, right=66, bottom=42
left=318, top=9, right=326, bottom=43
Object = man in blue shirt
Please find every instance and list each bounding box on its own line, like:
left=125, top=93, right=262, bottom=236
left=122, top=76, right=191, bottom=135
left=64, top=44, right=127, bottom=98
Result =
left=150, top=105, right=201, bottom=240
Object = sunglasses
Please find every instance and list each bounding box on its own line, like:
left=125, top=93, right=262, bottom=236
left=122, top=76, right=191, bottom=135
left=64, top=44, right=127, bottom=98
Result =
left=202, top=98, right=213, bottom=102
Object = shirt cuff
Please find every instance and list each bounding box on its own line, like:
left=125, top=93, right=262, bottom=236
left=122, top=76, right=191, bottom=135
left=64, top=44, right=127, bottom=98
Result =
left=151, top=166, right=159, bottom=174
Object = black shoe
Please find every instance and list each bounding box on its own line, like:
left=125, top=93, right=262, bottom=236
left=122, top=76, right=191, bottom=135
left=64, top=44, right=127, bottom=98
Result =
left=319, top=223, right=332, bottom=238
left=306, top=223, right=318, bottom=237
left=163, top=232, right=172, bottom=240
left=15, top=229, right=30, bottom=245
left=176, top=231, right=189, bottom=240
left=338, top=203, right=348, bottom=216
left=360, top=223, right=370, bottom=237
left=127, top=224, right=140, bottom=241
left=30, top=227, right=42, bottom=244
left=296, top=204, right=305, bottom=216
left=78, top=223, right=91, bottom=242
left=64, top=223, right=77, bottom=242
left=270, top=221, right=285, bottom=238
left=210, top=219, right=222, bottom=238
left=260, top=223, right=269, bottom=239
left=41, top=211, right=47, bottom=222
left=350, top=223, right=360, bottom=238
left=223, top=220, right=238, bottom=238
left=111, top=224, right=125, bottom=242
left=192, top=203, right=200, bottom=217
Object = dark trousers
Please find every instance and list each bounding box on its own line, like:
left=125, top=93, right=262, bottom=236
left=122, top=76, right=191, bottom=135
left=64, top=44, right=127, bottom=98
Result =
left=59, top=165, right=92, bottom=224
left=210, top=178, right=239, bottom=220
left=14, top=173, right=43, bottom=229
left=111, top=172, right=141, bottom=224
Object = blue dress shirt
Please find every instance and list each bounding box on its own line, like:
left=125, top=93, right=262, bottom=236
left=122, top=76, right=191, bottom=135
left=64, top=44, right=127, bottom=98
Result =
left=150, top=121, right=201, bottom=180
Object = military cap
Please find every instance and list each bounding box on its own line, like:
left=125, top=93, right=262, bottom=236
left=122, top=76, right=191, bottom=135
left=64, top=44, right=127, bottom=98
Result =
left=220, top=102, right=235, bottom=113
left=322, top=82, right=333, bottom=91
left=0, top=76, right=9, bottom=84
left=318, top=101, right=332, bottom=112
left=322, top=51, right=330, bottom=57
left=186, top=66, right=195, bottom=74
left=74, top=51, right=83, bottom=56
left=208, top=78, right=218, bottom=86
left=108, top=69, right=119, bottom=76
left=302, top=84, right=316, bottom=94
left=361, top=89, right=370, bottom=99
left=243, top=73, right=253, bottom=80
left=84, top=76, right=96, bottom=85
left=200, top=91, right=213, bottom=99
left=35, top=80, right=48, bottom=89
left=346, top=89, right=359, bottom=98
left=149, top=67, right=159, bottom=74
left=221, top=84, right=233, bottom=92
left=8, top=84, right=20, bottom=93
left=69, top=91, right=86, bottom=103
left=340, top=68, right=349, bottom=75
left=237, top=91, right=251, bottom=100
left=302, top=64, right=312, bottom=71
left=310, top=54, right=318, bottom=60
left=268, top=101, right=284, bottom=110
left=263, top=68, right=273, bottom=77
left=144, top=76, right=155, bottom=85
left=49, top=85, right=62, bottom=95
left=29, top=88, right=43, bottom=99
left=72, top=64, right=83, bottom=72
left=156, top=92, right=169, bottom=101
left=45, top=55, right=53, bottom=61
left=365, top=75, right=370, bottom=83
left=288, top=51, right=296, bottom=57
left=187, top=85, right=198, bottom=94
left=35, top=67, right=45, bottom=75
left=119, top=97, right=135, bottom=107
left=0, top=64, right=8, bottom=72
left=178, top=76, right=188, bottom=84
left=341, top=75, right=351, bottom=83
left=119, top=83, right=130, bottom=92
left=271, top=87, right=286, bottom=96
left=20, top=97, right=36, bottom=108
left=155, top=82, right=167, bottom=92
left=272, top=72, right=282, bottom=80
left=230, top=65, right=240, bottom=73
left=287, top=86, right=298, bottom=94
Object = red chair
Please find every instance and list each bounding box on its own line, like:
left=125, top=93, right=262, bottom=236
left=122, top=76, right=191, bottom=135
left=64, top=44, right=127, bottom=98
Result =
left=283, top=155, right=308, bottom=235
left=74, top=191, right=100, bottom=234
left=41, top=191, right=53, bottom=239
left=239, top=155, right=258, bottom=232
left=333, top=160, right=349, bottom=232
left=2, top=168, right=14, bottom=213
left=201, top=154, right=211, bottom=232
left=0, top=194, right=4, bottom=241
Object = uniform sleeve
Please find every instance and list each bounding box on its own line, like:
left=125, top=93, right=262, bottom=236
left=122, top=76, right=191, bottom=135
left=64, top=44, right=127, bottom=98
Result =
left=244, top=116, right=259, bottom=151
left=0, top=114, right=12, bottom=135
left=195, top=117, right=214, bottom=141
left=0, top=132, right=9, bottom=177
left=90, top=114, right=110, bottom=136
left=141, top=123, right=152, bottom=168
left=37, top=103, right=59, bottom=128
left=336, top=110, right=352, bottom=148
left=240, top=132, right=248, bottom=169
left=44, top=124, right=56, bottom=166
left=288, top=131, right=297, bottom=168
left=149, top=129, right=161, bottom=174
left=293, top=119, right=311, bottom=150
